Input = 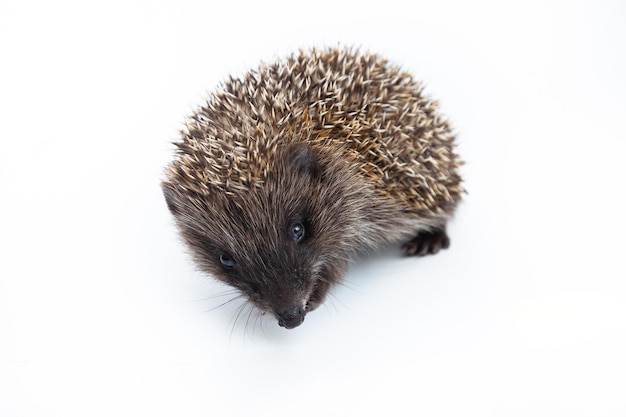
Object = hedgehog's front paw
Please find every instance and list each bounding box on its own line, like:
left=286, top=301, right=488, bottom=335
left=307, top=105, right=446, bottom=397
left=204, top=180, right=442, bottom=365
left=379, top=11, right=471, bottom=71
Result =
left=404, top=228, right=450, bottom=256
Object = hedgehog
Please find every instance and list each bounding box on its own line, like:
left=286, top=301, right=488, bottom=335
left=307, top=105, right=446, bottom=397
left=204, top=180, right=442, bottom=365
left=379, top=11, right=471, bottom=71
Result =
left=162, top=47, right=463, bottom=329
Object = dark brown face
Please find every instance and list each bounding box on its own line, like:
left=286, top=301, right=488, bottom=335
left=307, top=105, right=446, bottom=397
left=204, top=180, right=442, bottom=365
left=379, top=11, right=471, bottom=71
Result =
left=162, top=144, right=352, bottom=329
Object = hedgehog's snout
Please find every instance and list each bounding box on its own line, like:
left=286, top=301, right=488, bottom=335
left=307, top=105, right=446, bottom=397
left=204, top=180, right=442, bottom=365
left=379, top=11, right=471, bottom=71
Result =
left=276, top=305, right=306, bottom=329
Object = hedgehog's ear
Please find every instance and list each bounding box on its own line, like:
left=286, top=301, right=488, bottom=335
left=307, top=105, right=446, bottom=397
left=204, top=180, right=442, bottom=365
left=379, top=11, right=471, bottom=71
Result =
left=161, top=183, right=179, bottom=215
left=290, top=143, right=319, bottom=180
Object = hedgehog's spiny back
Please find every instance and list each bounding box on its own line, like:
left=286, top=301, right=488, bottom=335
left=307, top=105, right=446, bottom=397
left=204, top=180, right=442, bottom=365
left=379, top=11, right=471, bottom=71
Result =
left=165, top=48, right=462, bottom=216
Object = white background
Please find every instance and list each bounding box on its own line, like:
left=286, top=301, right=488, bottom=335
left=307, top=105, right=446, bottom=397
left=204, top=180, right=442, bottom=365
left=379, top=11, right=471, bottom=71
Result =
left=1, top=0, right=625, bottom=416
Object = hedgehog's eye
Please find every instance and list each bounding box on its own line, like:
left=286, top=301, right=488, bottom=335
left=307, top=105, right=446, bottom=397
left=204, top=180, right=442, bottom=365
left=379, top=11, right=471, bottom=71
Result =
left=219, top=253, right=236, bottom=269
left=292, top=223, right=305, bottom=242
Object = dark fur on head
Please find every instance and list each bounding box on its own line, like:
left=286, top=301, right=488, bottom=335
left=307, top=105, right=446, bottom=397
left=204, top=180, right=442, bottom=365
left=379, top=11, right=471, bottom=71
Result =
left=163, top=143, right=422, bottom=328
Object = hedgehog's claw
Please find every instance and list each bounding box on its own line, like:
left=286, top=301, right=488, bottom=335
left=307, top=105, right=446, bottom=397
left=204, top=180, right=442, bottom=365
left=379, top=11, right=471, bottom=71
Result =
left=404, top=228, right=450, bottom=256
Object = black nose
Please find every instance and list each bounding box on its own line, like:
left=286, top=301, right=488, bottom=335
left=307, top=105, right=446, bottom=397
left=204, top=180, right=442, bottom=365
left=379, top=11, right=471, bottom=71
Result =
left=276, top=305, right=306, bottom=329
